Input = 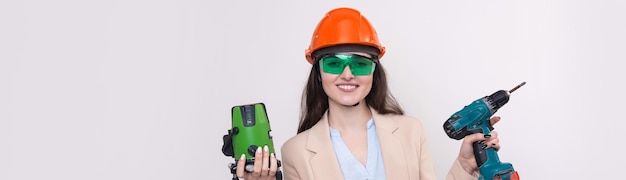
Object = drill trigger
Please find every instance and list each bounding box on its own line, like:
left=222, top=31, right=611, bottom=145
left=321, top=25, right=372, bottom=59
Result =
left=487, top=119, right=495, bottom=131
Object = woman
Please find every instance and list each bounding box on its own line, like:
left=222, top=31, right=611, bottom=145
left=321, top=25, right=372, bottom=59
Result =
left=237, top=7, right=502, bottom=180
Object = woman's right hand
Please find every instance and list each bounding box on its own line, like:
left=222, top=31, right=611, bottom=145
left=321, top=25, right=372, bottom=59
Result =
left=236, top=145, right=278, bottom=180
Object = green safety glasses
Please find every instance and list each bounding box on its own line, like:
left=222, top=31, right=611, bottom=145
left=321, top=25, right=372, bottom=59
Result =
left=318, top=53, right=378, bottom=76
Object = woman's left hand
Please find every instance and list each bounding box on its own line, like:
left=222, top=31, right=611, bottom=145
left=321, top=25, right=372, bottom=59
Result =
left=456, top=116, right=502, bottom=175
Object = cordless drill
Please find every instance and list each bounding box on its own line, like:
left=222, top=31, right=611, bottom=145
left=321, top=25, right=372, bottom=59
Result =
left=443, top=82, right=525, bottom=180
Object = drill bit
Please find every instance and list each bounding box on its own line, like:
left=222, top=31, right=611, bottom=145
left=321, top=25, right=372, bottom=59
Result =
left=509, top=82, right=526, bottom=93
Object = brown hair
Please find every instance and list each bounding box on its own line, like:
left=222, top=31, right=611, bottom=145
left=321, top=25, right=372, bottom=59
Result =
left=296, top=61, right=404, bottom=133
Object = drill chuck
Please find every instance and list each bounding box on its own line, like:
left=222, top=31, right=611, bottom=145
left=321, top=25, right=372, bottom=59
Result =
left=485, top=90, right=510, bottom=114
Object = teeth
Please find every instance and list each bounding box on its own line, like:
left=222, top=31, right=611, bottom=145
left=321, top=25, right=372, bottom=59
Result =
left=338, top=85, right=356, bottom=90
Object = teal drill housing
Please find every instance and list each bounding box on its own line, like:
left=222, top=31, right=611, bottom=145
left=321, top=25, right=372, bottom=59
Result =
left=443, top=82, right=525, bottom=180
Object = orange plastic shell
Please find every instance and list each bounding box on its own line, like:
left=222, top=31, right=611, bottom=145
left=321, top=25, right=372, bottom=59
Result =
left=305, top=7, right=386, bottom=64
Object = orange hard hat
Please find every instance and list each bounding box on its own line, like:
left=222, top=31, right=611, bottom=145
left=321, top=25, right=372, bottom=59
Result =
left=305, top=7, right=386, bottom=64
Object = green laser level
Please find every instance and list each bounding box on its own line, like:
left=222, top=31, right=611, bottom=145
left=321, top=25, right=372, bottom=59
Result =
left=222, top=103, right=282, bottom=180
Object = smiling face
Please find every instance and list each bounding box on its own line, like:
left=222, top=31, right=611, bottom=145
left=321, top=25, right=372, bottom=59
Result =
left=320, top=52, right=375, bottom=107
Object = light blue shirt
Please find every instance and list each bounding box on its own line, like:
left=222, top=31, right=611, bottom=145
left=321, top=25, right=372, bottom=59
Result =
left=329, top=119, right=386, bottom=180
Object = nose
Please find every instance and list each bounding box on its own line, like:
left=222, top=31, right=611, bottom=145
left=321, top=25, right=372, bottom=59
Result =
left=339, top=66, right=354, bottom=80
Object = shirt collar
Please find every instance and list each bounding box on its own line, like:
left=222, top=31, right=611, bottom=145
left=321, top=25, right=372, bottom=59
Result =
left=329, top=118, right=375, bottom=137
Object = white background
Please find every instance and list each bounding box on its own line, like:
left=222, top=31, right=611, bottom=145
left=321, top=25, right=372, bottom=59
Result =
left=1, top=0, right=625, bottom=179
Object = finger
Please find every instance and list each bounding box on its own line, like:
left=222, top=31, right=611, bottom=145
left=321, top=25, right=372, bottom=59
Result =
left=493, top=143, right=501, bottom=151
left=486, top=142, right=501, bottom=151
left=484, top=138, right=500, bottom=148
left=486, top=131, right=498, bottom=139
left=252, top=146, right=263, bottom=177
left=490, top=116, right=501, bottom=126
left=484, top=131, right=500, bottom=149
left=484, top=131, right=498, bottom=143
left=261, top=145, right=270, bottom=176
left=236, top=154, right=246, bottom=178
left=483, top=138, right=501, bottom=151
left=463, top=133, right=488, bottom=144
left=478, top=128, right=499, bottom=139
left=269, top=153, right=278, bottom=176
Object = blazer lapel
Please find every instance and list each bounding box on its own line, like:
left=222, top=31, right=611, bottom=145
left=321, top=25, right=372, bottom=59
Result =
left=372, top=109, right=410, bottom=180
left=305, top=112, right=344, bottom=179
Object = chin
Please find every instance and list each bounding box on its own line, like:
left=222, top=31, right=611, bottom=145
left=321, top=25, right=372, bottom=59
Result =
left=338, top=99, right=362, bottom=106
left=340, top=102, right=359, bottom=106
left=329, top=93, right=365, bottom=106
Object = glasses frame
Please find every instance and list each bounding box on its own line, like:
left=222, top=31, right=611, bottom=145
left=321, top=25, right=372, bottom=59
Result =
left=316, top=53, right=379, bottom=76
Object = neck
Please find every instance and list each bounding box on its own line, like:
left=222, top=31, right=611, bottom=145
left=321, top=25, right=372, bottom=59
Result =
left=327, top=100, right=372, bottom=132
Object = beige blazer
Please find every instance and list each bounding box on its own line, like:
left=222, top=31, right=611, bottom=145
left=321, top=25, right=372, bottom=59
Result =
left=281, top=108, right=477, bottom=180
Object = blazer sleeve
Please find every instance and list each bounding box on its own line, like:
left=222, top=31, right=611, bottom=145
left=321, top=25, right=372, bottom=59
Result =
left=281, top=141, right=301, bottom=180
left=446, top=159, right=479, bottom=180
left=417, top=122, right=438, bottom=180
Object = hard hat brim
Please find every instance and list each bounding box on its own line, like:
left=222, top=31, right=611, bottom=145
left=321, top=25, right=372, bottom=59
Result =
left=311, top=44, right=380, bottom=63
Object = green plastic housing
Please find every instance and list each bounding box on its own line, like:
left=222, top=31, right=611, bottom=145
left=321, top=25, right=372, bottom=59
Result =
left=231, top=103, right=276, bottom=160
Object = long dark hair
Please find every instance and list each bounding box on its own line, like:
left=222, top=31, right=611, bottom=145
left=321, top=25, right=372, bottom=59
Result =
left=296, top=61, right=404, bottom=133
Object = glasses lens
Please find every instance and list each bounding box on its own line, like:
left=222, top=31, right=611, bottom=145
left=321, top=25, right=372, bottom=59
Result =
left=348, top=56, right=375, bottom=76
left=319, top=54, right=376, bottom=76
left=320, top=56, right=346, bottom=75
